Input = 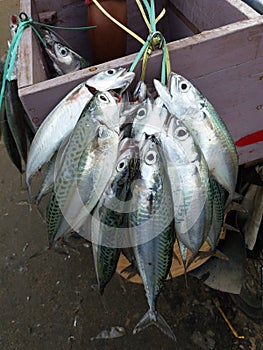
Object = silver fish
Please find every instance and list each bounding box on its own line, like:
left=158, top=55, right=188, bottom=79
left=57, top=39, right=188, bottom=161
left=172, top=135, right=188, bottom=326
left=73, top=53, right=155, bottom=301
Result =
left=119, top=81, right=150, bottom=139
left=158, top=116, right=213, bottom=256
left=35, top=153, right=56, bottom=205
left=26, top=68, right=135, bottom=190
left=91, top=139, right=139, bottom=293
left=154, top=73, right=238, bottom=203
left=0, top=95, right=22, bottom=173
left=51, top=90, right=121, bottom=243
left=41, top=28, right=90, bottom=75
left=128, top=135, right=176, bottom=341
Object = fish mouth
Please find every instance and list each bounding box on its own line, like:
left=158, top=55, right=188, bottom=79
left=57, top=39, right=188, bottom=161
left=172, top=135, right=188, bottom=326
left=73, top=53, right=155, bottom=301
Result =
left=110, top=90, right=122, bottom=103
left=119, top=71, right=136, bottom=92
left=168, top=72, right=180, bottom=90
left=42, top=34, right=56, bottom=58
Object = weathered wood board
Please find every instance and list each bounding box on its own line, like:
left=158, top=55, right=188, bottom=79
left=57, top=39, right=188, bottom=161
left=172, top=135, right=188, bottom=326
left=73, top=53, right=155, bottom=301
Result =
left=18, top=0, right=263, bottom=164
left=117, top=241, right=213, bottom=284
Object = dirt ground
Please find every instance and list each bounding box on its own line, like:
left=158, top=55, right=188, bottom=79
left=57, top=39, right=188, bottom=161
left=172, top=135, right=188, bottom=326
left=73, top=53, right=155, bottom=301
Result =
left=0, top=1, right=262, bottom=349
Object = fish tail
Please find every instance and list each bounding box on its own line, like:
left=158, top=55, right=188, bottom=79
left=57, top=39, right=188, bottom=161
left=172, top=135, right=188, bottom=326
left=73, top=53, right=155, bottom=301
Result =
left=133, top=309, right=176, bottom=342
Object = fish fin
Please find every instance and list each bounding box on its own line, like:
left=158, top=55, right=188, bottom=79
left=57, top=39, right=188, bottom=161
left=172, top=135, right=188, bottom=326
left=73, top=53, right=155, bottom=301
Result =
left=232, top=192, right=243, bottom=201
left=185, top=252, right=198, bottom=270
left=224, top=201, right=247, bottom=215
left=224, top=223, right=240, bottom=233
left=153, top=79, right=172, bottom=103
left=133, top=310, right=176, bottom=342
left=35, top=204, right=46, bottom=223
left=29, top=246, right=49, bottom=259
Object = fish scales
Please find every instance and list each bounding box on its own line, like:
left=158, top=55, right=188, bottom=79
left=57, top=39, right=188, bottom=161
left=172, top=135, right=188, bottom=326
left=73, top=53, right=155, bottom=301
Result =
left=5, top=80, right=28, bottom=164
left=52, top=91, right=120, bottom=242
left=0, top=96, right=22, bottom=173
left=207, top=178, right=225, bottom=251
left=26, top=68, right=134, bottom=188
left=91, top=139, right=140, bottom=293
left=157, top=116, right=213, bottom=255
left=154, top=73, right=238, bottom=203
left=128, top=136, right=176, bottom=341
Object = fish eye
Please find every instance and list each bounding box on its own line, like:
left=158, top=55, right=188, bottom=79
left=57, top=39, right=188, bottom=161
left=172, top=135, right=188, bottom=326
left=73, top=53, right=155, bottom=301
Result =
left=97, top=93, right=110, bottom=103
left=58, top=45, right=68, bottom=57
left=145, top=150, right=157, bottom=165
left=175, top=126, right=188, bottom=140
left=117, top=158, right=128, bottom=172
left=136, top=107, right=146, bottom=120
left=179, top=81, right=190, bottom=93
left=106, top=69, right=116, bottom=76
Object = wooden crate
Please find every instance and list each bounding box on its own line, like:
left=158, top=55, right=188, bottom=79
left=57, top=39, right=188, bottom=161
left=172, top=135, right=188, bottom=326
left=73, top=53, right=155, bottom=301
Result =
left=18, top=0, right=263, bottom=165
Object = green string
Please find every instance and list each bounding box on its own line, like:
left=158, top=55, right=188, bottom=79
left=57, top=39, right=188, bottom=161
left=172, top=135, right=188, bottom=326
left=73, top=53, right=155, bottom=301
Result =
left=0, top=13, right=96, bottom=110
left=0, top=18, right=31, bottom=109
left=129, top=35, right=151, bottom=73
left=130, top=0, right=169, bottom=85
left=149, top=0, right=156, bottom=32
left=33, top=21, right=96, bottom=32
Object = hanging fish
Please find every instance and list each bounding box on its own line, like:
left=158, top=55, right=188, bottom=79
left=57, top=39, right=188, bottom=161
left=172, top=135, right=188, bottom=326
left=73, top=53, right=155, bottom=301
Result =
left=39, top=28, right=90, bottom=76
left=154, top=73, right=238, bottom=205
left=35, top=153, right=57, bottom=205
left=0, top=95, right=22, bottom=173
left=4, top=79, right=32, bottom=164
left=128, top=135, right=176, bottom=341
left=48, top=90, right=121, bottom=245
left=0, top=16, right=35, bottom=172
left=158, top=116, right=213, bottom=260
left=91, top=138, right=140, bottom=293
left=26, top=67, right=135, bottom=191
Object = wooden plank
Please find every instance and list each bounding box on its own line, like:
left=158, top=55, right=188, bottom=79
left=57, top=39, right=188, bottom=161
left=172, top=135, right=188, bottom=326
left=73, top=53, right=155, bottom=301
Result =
left=18, top=0, right=34, bottom=87
left=117, top=241, right=213, bottom=284
left=170, top=0, right=260, bottom=32
left=117, top=227, right=227, bottom=284
left=19, top=17, right=263, bottom=120
left=191, top=58, right=263, bottom=164
left=18, top=0, right=48, bottom=88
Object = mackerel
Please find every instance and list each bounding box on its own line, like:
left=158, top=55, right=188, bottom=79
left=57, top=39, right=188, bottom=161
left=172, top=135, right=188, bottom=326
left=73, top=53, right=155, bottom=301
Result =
left=128, top=135, right=176, bottom=341
left=26, top=68, right=135, bottom=189
left=154, top=73, right=238, bottom=203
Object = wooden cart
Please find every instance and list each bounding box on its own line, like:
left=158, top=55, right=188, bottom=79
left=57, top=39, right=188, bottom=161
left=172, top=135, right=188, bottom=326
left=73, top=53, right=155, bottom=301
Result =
left=17, top=0, right=263, bottom=281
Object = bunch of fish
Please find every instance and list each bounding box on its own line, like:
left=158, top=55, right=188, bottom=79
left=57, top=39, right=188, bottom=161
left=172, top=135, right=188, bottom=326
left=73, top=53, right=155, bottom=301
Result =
left=26, top=65, right=238, bottom=341
left=0, top=15, right=35, bottom=173
left=0, top=15, right=92, bottom=173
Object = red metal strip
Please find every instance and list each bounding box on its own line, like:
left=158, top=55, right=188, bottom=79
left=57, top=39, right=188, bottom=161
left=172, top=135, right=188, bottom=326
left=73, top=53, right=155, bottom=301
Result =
left=235, top=129, right=263, bottom=147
